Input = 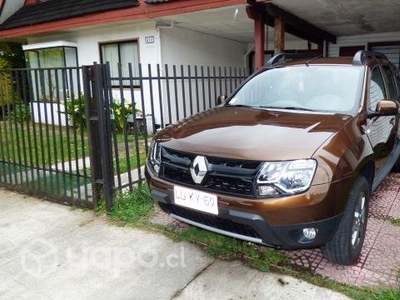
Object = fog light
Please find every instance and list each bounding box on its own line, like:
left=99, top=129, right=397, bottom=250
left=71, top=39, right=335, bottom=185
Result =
left=302, top=228, right=317, bottom=240
left=258, top=185, right=280, bottom=197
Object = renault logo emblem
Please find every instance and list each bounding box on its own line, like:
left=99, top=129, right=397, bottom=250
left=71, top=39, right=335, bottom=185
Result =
left=190, top=156, right=208, bottom=184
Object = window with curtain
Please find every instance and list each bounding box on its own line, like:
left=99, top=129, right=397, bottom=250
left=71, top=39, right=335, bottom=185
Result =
left=24, top=46, right=79, bottom=102
left=100, top=40, right=139, bottom=86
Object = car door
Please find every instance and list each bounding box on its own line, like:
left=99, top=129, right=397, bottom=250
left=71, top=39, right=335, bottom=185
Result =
left=381, top=64, right=400, bottom=139
left=366, top=65, right=398, bottom=175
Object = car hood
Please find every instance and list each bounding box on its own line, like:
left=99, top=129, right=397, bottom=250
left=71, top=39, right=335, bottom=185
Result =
left=156, top=106, right=352, bottom=161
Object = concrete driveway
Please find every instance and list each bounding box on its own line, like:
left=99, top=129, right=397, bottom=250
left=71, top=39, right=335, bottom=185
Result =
left=0, top=189, right=350, bottom=300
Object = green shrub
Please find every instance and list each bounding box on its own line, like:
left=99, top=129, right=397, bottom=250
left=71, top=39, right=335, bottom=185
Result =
left=0, top=57, right=16, bottom=108
left=0, top=42, right=25, bottom=111
left=64, top=95, right=141, bottom=133
left=6, top=102, right=31, bottom=123
left=0, top=42, right=25, bottom=69
left=110, top=102, right=141, bottom=134
left=108, top=184, right=154, bottom=224
left=64, top=94, right=86, bottom=129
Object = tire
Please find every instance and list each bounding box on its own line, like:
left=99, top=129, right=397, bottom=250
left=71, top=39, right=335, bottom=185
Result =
left=321, top=176, right=370, bottom=265
left=391, top=156, right=400, bottom=172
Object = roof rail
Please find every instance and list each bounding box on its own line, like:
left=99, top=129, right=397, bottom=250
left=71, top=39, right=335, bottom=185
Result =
left=352, top=50, right=389, bottom=65
left=266, top=53, right=321, bottom=66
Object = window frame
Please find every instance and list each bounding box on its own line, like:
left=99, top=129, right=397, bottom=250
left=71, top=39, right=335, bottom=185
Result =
left=23, top=43, right=79, bottom=102
left=369, top=67, right=387, bottom=111
left=368, top=41, right=400, bottom=68
left=99, top=39, right=140, bottom=88
left=381, top=64, right=400, bottom=99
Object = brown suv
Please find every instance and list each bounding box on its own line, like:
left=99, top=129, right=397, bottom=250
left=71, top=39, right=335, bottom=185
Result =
left=145, top=51, right=400, bottom=265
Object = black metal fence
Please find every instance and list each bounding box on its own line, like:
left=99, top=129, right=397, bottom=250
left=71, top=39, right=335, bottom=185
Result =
left=0, top=63, right=248, bottom=210
left=0, top=67, right=92, bottom=207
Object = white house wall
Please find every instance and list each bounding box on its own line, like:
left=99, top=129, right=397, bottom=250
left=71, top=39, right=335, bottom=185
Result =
left=159, top=26, right=248, bottom=125
left=27, top=21, right=163, bottom=129
left=26, top=21, right=160, bottom=66
left=328, top=31, right=400, bottom=57
left=159, top=26, right=248, bottom=67
left=25, top=21, right=252, bottom=129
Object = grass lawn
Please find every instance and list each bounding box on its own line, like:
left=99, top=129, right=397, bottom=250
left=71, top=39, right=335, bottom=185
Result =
left=0, top=120, right=89, bottom=166
left=0, top=120, right=148, bottom=175
left=105, top=185, right=400, bottom=300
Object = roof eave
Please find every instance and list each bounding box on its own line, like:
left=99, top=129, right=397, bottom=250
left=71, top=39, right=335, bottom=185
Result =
left=0, top=0, right=246, bottom=39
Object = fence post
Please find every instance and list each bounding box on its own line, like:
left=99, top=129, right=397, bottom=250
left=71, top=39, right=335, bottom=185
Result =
left=83, top=64, right=114, bottom=211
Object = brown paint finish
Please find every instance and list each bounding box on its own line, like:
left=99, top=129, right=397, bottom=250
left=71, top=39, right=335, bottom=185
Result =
left=146, top=51, right=400, bottom=253
left=159, top=107, right=352, bottom=161
left=376, top=99, right=399, bottom=115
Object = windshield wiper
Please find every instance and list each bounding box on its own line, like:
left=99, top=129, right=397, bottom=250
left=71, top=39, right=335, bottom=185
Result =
left=283, top=106, right=315, bottom=111
left=259, top=106, right=315, bottom=112
left=225, top=104, right=254, bottom=108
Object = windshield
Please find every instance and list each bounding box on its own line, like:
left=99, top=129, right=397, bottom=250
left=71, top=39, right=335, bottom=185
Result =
left=227, top=65, right=364, bottom=114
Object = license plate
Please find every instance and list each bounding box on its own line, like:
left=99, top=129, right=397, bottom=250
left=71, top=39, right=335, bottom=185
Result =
left=174, top=186, right=218, bottom=215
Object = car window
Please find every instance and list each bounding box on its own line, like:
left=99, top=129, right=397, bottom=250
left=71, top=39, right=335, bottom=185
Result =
left=395, top=70, right=400, bottom=97
left=228, top=66, right=363, bottom=114
left=382, top=65, right=398, bottom=99
left=369, top=68, right=387, bottom=111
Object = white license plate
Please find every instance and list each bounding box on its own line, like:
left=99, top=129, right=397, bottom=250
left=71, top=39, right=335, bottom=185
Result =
left=174, top=186, right=218, bottom=215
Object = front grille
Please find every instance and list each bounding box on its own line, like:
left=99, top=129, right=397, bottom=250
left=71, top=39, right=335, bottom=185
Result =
left=204, top=177, right=253, bottom=195
left=159, top=203, right=261, bottom=239
left=160, top=147, right=262, bottom=197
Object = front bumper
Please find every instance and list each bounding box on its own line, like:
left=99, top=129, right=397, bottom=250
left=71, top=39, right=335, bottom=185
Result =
left=151, top=187, right=342, bottom=249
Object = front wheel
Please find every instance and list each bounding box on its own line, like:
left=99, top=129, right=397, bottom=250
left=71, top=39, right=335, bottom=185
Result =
left=321, top=176, right=370, bottom=265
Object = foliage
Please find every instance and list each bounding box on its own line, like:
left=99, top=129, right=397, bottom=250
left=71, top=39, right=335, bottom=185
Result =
left=64, top=95, right=141, bottom=133
left=0, top=122, right=90, bottom=166
left=107, top=184, right=154, bottom=224
left=101, top=186, right=400, bottom=300
left=0, top=42, right=25, bottom=68
left=6, top=102, right=31, bottom=123
left=174, top=226, right=289, bottom=271
left=0, top=57, right=17, bottom=107
left=0, top=42, right=25, bottom=109
left=390, top=218, right=400, bottom=226
left=369, top=287, right=400, bottom=300
left=110, top=102, right=141, bottom=134
left=64, top=94, right=86, bottom=129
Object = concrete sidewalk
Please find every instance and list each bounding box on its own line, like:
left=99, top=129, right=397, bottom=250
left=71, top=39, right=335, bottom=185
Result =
left=0, top=189, right=350, bottom=300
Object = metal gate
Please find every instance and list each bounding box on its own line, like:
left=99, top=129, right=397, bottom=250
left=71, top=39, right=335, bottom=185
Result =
left=0, top=63, right=247, bottom=210
left=0, top=67, right=93, bottom=207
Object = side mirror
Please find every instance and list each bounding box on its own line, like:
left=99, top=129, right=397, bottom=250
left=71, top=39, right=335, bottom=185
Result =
left=368, top=99, right=399, bottom=118
left=216, top=94, right=228, bottom=105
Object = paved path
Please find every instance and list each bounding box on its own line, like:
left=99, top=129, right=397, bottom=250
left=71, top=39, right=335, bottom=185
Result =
left=283, top=173, right=400, bottom=287
left=0, top=189, right=350, bottom=300
left=150, top=173, right=400, bottom=289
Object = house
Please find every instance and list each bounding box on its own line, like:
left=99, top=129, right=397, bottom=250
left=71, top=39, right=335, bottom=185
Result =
left=0, top=0, right=400, bottom=127
left=0, top=0, right=259, bottom=127
left=0, top=0, right=399, bottom=74
left=0, top=1, right=252, bottom=70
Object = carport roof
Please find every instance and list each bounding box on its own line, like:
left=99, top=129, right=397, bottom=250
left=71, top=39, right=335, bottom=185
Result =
left=0, top=0, right=140, bottom=30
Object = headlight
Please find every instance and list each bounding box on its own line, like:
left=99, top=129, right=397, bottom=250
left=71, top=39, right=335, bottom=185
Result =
left=149, top=141, right=162, bottom=175
left=257, top=159, right=317, bottom=197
